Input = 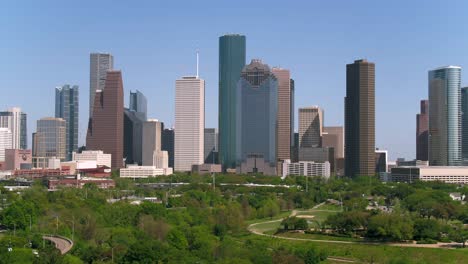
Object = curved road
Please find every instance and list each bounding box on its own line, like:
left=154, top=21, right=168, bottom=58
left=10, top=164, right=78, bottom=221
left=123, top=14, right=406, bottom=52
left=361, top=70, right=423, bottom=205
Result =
left=43, top=235, right=73, bottom=254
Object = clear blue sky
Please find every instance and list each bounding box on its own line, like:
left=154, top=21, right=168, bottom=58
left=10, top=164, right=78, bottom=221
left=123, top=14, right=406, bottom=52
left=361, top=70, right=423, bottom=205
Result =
left=1, top=0, right=467, bottom=160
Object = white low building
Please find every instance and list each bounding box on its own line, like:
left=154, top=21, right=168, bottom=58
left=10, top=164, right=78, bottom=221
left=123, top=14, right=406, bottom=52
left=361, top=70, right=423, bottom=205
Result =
left=120, top=165, right=173, bottom=178
left=282, top=160, right=330, bottom=179
left=72, top=151, right=111, bottom=168
left=389, top=166, right=468, bottom=184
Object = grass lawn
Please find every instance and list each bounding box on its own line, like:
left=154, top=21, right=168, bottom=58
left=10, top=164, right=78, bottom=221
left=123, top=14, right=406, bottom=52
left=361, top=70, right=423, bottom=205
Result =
left=243, top=234, right=468, bottom=264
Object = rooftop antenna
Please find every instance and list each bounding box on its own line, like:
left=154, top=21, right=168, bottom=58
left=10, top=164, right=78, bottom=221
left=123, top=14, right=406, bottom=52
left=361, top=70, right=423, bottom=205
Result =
left=196, top=49, right=199, bottom=78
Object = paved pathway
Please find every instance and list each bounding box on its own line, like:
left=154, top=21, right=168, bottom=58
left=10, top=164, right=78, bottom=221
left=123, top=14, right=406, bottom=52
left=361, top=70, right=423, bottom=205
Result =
left=43, top=235, right=73, bottom=254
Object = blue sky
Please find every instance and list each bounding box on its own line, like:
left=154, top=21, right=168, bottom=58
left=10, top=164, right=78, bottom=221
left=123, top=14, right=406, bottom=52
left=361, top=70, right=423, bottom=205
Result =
left=1, top=0, right=467, bottom=160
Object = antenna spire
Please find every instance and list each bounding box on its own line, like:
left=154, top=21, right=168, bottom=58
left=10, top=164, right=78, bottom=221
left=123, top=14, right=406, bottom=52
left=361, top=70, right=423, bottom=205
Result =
left=196, top=49, right=199, bottom=78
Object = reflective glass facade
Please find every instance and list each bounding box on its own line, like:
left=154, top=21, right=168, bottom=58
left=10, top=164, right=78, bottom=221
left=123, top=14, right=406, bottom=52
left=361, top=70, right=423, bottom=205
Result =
left=55, top=85, right=79, bottom=160
left=429, top=66, right=462, bottom=166
left=462, top=87, right=468, bottom=162
left=236, top=59, right=278, bottom=167
left=36, top=118, right=66, bottom=160
left=219, top=34, right=246, bottom=169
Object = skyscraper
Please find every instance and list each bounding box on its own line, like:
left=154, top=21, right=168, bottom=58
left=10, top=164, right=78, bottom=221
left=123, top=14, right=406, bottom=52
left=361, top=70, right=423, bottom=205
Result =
left=429, top=66, right=462, bottom=166
left=55, top=85, right=79, bottom=160
left=290, top=79, right=295, bottom=156
left=0, top=107, right=26, bottom=150
left=86, top=70, right=124, bottom=169
left=219, top=34, right=246, bottom=170
left=89, top=53, right=114, bottom=118
left=236, top=59, right=278, bottom=174
left=35, top=117, right=66, bottom=160
left=124, top=90, right=147, bottom=165
left=162, top=126, right=174, bottom=168
left=323, top=126, right=344, bottom=159
left=174, top=76, right=205, bottom=171
left=272, top=67, right=292, bottom=162
left=416, top=99, right=429, bottom=161
left=204, top=128, right=218, bottom=164
left=124, top=109, right=144, bottom=165
left=345, top=59, right=375, bottom=177
left=129, top=90, right=148, bottom=120
left=20, top=112, right=27, bottom=149
left=0, top=128, right=12, bottom=162
left=299, top=107, right=323, bottom=151
left=142, top=119, right=162, bottom=166
left=462, top=88, right=468, bottom=162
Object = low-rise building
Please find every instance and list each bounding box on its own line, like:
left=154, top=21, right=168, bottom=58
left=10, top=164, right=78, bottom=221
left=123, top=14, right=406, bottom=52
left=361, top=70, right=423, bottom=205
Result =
left=192, top=164, right=222, bottom=175
left=387, top=166, right=468, bottom=184
left=72, top=151, right=111, bottom=168
left=282, top=159, right=330, bottom=179
left=120, top=165, right=173, bottom=178
left=47, top=177, right=115, bottom=190
left=4, top=149, right=32, bottom=170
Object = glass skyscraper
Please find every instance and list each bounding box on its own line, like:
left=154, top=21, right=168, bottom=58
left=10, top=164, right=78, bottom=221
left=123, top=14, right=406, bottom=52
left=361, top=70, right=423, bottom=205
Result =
left=236, top=59, right=278, bottom=170
left=35, top=117, right=66, bottom=160
left=429, top=66, right=462, bottom=166
left=218, top=34, right=246, bottom=170
left=55, top=85, right=79, bottom=161
left=461, top=87, right=468, bottom=163
left=129, top=90, right=148, bottom=120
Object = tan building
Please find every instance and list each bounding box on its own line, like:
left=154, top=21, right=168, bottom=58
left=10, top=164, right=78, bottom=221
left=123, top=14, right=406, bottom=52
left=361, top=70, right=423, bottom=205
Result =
left=142, top=119, right=162, bottom=166
left=322, top=126, right=344, bottom=159
left=35, top=117, right=66, bottom=161
left=272, top=68, right=292, bottom=162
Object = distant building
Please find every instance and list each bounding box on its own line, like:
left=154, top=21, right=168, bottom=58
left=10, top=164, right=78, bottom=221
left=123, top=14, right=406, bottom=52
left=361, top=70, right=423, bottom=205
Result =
left=120, top=165, right=173, bottom=178
left=272, top=67, right=293, bottom=162
left=236, top=59, right=278, bottom=174
left=429, top=66, right=462, bottom=166
left=0, top=107, right=27, bottom=150
left=416, top=100, right=429, bottom=161
left=0, top=128, right=12, bottom=162
left=89, top=53, right=114, bottom=118
left=162, top=127, right=174, bottom=168
left=129, top=90, right=148, bottom=120
left=218, top=34, right=246, bottom=170
left=154, top=151, right=169, bottom=169
left=237, top=154, right=277, bottom=175
left=72, top=150, right=111, bottom=168
left=55, top=85, right=79, bottom=160
left=299, top=107, right=323, bottom=152
left=322, top=126, right=344, bottom=159
left=192, top=164, right=222, bottom=175
left=345, top=59, right=375, bottom=177
left=387, top=166, right=468, bottom=184
left=204, top=128, right=218, bottom=164
left=396, top=159, right=429, bottom=167
left=174, top=76, right=205, bottom=171
left=48, top=177, right=115, bottom=190
left=35, top=118, right=66, bottom=161
left=282, top=160, right=330, bottom=179
left=375, top=149, right=388, bottom=173
left=462, top=87, right=468, bottom=163
left=142, top=119, right=163, bottom=166
left=124, top=109, right=145, bottom=165
left=4, top=149, right=32, bottom=170
left=86, top=71, right=124, bottom=169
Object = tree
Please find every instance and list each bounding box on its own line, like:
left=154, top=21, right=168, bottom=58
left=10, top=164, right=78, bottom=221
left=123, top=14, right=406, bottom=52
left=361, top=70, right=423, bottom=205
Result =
left=449, top=224, right=468, bottom=248
left=413, top=218, right=440, bottom=241
left=367, top=213, right=413, bottom=241
left=167, top=228, right=188, bottom=250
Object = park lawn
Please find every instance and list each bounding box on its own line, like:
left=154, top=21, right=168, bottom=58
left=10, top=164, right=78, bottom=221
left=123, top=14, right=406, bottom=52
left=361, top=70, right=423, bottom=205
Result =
left=244, top=234, right=468, bottom=264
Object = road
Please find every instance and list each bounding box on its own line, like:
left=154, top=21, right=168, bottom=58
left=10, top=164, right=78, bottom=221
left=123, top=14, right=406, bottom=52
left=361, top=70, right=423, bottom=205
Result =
left=43, top=235, right=73, bottom=254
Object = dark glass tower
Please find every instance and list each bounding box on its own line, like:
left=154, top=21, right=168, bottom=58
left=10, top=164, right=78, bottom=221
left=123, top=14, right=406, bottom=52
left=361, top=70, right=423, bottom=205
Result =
left=20, top=112, right=27, bottom=149
left=218, top=34, right=246, bottom=170
left=162, top=124, right=174, bottom=168
left=461, top=87, right=468, bottom=162
left=345, top=59, right=375, bottom=177
left=55, top=85, right=79, bottom=160
left=129, top=90, right=147, bottom=120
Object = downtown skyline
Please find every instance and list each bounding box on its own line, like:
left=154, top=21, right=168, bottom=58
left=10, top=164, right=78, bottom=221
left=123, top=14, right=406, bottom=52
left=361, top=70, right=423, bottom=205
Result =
left=2, top=1, right=468, bottom=160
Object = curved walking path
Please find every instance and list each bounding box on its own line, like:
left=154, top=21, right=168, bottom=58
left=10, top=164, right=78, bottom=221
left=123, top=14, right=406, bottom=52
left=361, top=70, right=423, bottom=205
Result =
left=43, top=235, right=73, bottom=254
left=248, top=203, right=462, bottom=249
